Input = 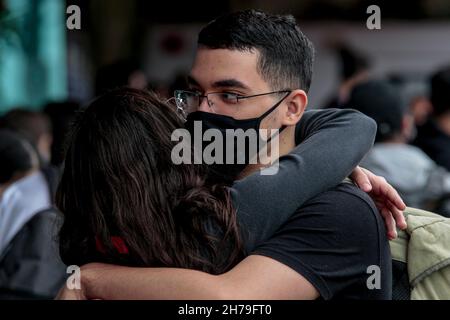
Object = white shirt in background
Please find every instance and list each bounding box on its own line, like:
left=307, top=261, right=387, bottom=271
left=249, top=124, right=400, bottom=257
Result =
left=0, top=171, right=51, bottom=255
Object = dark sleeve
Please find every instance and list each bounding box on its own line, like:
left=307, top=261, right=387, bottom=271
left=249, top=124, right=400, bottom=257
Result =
left=0, top=210, right=67, bottom=299
left=230, top=108, right=377, bottom=252
left=252, top=183, right=392, bottom=300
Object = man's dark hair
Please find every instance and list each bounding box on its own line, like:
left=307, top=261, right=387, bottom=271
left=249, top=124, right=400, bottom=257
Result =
left=198, top=10, right=315, bottom=92
left=430, top=66, right=450, bottom=116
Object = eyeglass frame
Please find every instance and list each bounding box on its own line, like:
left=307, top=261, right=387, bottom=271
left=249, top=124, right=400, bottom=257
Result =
left=173, top=89, right=292, bottom=114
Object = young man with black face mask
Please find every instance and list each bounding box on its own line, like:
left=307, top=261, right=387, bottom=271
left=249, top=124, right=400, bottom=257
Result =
left=58, top=10, right=406, bottom=300
left=182, top=90, right=292, bottom=184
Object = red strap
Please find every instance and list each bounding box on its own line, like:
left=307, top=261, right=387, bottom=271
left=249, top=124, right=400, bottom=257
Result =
left=111, top=236, right=129, bottom=254
left=95, top=236, right=129, bottom=254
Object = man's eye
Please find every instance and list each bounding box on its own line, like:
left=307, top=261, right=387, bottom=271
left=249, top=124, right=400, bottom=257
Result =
left=219, top=92, right=238, bottom=103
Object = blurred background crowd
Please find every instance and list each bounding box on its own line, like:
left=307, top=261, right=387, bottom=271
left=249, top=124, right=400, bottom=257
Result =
left=1, top=0, right=450, bottom=299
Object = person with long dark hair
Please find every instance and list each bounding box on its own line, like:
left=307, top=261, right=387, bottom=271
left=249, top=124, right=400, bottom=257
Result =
left=57, top=89, right=243, bottom=274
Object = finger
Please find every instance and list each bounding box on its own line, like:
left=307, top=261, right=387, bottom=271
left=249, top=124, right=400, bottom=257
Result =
left=382, top=207, right=397, bottom=240
left=370, top=175, right=406, bottom=211
left=376, top=204, right=389, bottom=220
left=387, top=200, right=407, bottom=230
left=384, top=185, right=406, bottom=211
left=373, top=198, right=384, bottom=209
left=350, top=166, right=372, bottom=192
left=376, top=205, right=392, bottom=233
left=374, top=201, right=388, bottom=215
left=371, top=195, right=405, bottom=234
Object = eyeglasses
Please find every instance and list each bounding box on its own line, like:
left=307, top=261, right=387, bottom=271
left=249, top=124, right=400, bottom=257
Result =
left=174, top=90, right=291, bottom=117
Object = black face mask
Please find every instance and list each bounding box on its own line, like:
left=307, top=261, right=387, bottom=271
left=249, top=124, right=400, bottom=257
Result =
left=184, top=93, right=289, bottom=184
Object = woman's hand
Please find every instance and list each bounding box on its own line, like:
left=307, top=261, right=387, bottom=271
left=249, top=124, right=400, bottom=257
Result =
left=55, top=263, right=106, bottom=300
left=350, top=166, right=407, bottom=240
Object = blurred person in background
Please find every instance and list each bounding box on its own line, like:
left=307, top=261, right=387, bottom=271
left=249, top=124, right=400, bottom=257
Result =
left=348, top=80, right=450, bottom=217
left=401, top=81, right=433, bottom=128
left=325, top=44, right=371, bottom=108
left=0, top=130, right=66, bottom=299
left=94, top=59, right=148, bottom=97
left=414, top=66, right=450, bottom=171
left=43, top=101, right=81, bottom=168
left=0, top=130, right=39, bottom=202
left=0, top=109, right=59, bottom=199
left=0, top=109, right=52, bottom=165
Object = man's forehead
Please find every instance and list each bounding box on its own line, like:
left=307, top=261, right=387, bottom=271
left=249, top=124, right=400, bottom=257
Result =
left=189, top=48, right=265, bottom=90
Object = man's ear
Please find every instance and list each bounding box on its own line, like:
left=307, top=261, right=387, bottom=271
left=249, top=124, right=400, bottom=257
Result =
left=281, top=89, right=308, bottom=126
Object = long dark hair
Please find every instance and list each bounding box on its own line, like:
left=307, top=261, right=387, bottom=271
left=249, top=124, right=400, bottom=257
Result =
left=56, top=88, right=243, bottom=274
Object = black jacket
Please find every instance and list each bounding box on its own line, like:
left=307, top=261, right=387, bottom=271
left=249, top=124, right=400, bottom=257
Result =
left=0, top=208, right=67, bottom=299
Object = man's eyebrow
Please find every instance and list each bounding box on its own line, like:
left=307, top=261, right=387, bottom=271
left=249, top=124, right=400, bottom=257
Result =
left=212, top=79, right=249, bottom=90
left=186, top=76, right=249, bottom=91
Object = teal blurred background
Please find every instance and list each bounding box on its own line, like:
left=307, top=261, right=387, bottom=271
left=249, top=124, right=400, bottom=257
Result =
left=0, top=0, right=67, bottom=114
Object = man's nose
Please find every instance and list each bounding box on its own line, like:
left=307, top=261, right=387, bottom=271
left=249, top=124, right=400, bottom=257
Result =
left=198, top=96, right=212, bottom=113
